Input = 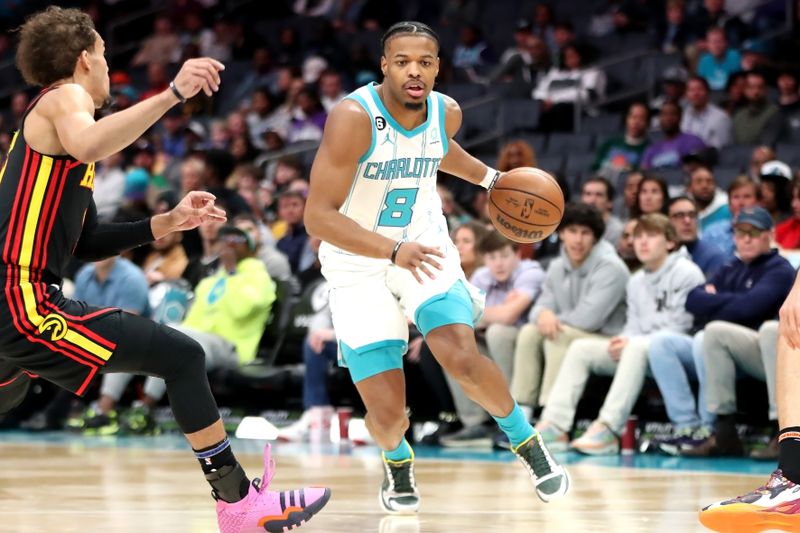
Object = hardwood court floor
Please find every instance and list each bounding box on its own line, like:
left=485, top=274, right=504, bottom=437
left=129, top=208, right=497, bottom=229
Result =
left=0, top=438, right=769, bottom=533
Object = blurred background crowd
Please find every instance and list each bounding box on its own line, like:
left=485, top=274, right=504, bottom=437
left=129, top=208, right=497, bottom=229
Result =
left=0, top=0, right=799, bottom=459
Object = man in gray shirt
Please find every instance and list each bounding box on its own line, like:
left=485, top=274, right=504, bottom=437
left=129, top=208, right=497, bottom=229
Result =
left=682, top=76, right=732, bottom=149
left=510, top=203, right=629, bottom=422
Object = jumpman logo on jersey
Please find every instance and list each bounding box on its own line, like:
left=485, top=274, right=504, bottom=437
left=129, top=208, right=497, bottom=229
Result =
left=381, top=131, right=396, bottom=146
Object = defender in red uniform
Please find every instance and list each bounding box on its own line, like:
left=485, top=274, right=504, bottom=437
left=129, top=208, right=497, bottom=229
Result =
left=0, top=7, right=329, bottom=532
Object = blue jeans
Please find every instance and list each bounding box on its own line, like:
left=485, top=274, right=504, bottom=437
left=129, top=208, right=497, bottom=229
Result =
left=303, top=338, right=338, bottom=409
left=647, top=331, right=714, bottom=431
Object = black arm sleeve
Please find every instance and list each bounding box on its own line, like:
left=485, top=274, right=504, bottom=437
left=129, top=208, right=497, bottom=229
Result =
left=73, top=199, right=155, bottom=262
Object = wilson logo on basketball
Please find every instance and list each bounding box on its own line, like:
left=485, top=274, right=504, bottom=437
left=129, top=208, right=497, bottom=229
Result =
left=37, top=313, right=68, bottom=342
left=493, top=212, right=543, bottom=240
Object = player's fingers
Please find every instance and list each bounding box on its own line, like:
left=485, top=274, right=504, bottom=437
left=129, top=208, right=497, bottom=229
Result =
left=190, top=190, right=217, bottom=202
left=201, top=57, right=226, bottom=72
left=421, top=246, right=446, bottom=258
left=409, top=266, right=423, bottom=284
left=422, top=255, right=442, bottom=270
left=419, top=263, right=436, bottom=280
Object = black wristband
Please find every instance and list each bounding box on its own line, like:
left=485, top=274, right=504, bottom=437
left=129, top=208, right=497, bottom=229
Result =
left=390, top=240, right=404, bottom=264
left=169, top=81, right=187, bottom=104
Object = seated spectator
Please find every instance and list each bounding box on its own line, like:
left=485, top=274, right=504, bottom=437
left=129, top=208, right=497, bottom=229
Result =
left=631, top=175, right=670, bottom=217
left=682, top=76, right=732, bottom=149
left=649, top=66, right=688, bottom=118
left=580, top=177, right=624, bottom=244
left=277, top=280, right=337, bottom=442
left=759, top=160, right=793, bottom=224
left=655, top=0, right=692, bottom=54
left=486, top=23, right=551, bottom=85
left=246, top=87, right=290, bottom=150
left=613, top=170, right=643, bottom=221
left=778, top=71, right=800, bottom=141
left=438, top=184, right=472, bottom=232
left=592, top=102, right=650, bottom=179
left=64, top=256, right=150, bottom=434
left=91, top=225, right=277, bottom=433
left=720, top=71, right=747, bottom=115
left=668, top=196, right=727, bottom=277
left=452, top=25, right=494, bottom=82
left=617, top=218, right=642, bottom=271
left=287, top=87, right=327, bottom=143
left=183, top=207, right=226, bottom=288
left=749, top=145, right=776, bottom=180
left=642, top=101, right=706, bottom=169
left=234, top=213, right=293, bottom=286
left=733, top=71, right=782, bottom=146
left=319, top=69, right=346, bottom=112
left=689, top=0, right=748, bottom=48
left=142, top=230, right=189, bottom=286
left=93, top=153, right=126, bottom=222
left=533, top=44, right=606, bottom=132
left=682, top=207, right=795, bottom=457
left=535, top=213, right=704, bottom=454
left=453, top=221, right=491, bottom=281
left=441, top=231, right=544, bottom=447
left=276, top=190, right=315, bottom=275
left=776, top=178, right=800, bottom=249
left=697, top=27, right=741, bottom=91
left=131, top=16, right=181, bottom=66
left=510, top=204, right=629, bottom=421
left=686, top=166, right=732, bottom=236
left=702, top=175, right=760, bottom=257
left=138, top=62, right=170, bottom=102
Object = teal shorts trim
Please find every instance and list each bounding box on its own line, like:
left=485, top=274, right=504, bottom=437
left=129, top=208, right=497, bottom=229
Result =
left=339, top=339, right=407, bottom=383
left=414, top=279, right=475, bottom=337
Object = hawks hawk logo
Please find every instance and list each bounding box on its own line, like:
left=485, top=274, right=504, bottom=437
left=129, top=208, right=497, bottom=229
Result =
left=38, top=313, right=68, bottom=341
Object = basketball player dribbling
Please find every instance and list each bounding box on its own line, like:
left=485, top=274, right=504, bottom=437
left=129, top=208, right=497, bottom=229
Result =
left=700, top=277, right=800, bottom=532
left=0, top=7, right=329, bottom=532
left=304, top=21, right=569, bottom=512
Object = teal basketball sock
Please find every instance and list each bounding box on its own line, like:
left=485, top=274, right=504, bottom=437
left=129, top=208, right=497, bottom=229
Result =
left=494, top=402, right=535, bottom=448
left=383, top=438, right=413, bottom=462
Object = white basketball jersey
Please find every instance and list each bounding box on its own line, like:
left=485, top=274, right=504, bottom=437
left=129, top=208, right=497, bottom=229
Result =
left=321, top=83, right=449, bottom=257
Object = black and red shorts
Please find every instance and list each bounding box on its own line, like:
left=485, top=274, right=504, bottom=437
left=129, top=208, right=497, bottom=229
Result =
left=0, top=277, right=120, bottom=396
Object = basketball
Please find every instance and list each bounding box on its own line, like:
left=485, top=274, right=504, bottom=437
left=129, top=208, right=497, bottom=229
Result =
left=487, top=167, right=565, bottom=243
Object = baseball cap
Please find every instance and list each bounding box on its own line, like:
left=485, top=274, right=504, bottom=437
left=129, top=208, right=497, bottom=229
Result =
left=185, top=120, right=207, bottom=139
left=760, top=160, right=792, bottom=181
left=662, top=66, right=689, bottom=83
left=733, top=206, right=773, bottom=231
left=516, top=19, right=533, bottom=32
left=217, top=225, right=255, bottom=251
left=124, top=168, right=149, bottom=201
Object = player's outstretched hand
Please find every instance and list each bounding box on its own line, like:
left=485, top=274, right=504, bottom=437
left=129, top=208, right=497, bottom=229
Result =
left=394, top=242, right=445, bottom=284
left=169, top=191, right=227, bottom=232
left=173, top=57, right=225, bottom=99
left=780, top=281, right=800, bottom=349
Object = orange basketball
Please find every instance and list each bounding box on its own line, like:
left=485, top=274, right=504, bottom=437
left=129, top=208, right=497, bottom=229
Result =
left=487, top=167, right=565, bottom=243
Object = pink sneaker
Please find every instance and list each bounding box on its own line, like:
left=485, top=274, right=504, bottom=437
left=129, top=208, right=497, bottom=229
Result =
left=216, top=443, right=331, bottom=533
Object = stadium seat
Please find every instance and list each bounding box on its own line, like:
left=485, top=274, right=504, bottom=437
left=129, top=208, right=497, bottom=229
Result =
left=499, top=98, right=541, bottom=134
left=547, top=132, right=594, bottom=154
left=776, top=143, right=800, bottom=167
left=257, top=279, right=296, bottom=366
left=509, top=133, right=546, bottom=154
left=651, top=167, right=686, bottom=187
left=718, top=144, right=754, bottom=170
left=536, top=154, right=565, bottom=176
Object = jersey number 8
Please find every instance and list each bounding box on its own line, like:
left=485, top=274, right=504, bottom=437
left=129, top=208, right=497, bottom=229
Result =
left=378, top=188, right=419, bottom=227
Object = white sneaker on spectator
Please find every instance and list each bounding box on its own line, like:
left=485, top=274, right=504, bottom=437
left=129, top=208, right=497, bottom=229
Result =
left=277, top=406, right=334, bottom=442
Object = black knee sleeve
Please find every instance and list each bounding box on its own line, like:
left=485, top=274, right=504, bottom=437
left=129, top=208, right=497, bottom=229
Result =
left=104, top=315, right=220, bottom=434
left=0, top=374, right=32, bottom=415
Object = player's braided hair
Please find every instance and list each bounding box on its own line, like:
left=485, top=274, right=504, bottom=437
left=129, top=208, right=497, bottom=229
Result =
left=16, top=6, right=97, bottom=87
left=380, top=21, right=440, bottom=54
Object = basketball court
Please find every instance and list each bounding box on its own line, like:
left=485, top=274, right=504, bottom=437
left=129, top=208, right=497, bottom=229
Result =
left=0, top=431, right=772, bottom=532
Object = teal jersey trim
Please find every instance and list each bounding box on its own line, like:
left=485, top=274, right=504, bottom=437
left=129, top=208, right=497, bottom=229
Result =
left=367, top=83, right=433, bottom=138
left=339, top=339, right=408, bottom=383
left=414, top=279, right=475, bottom=337
left=346, top=93, right=377, bottom=163
left=437, top=93, right=449, bottom=155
